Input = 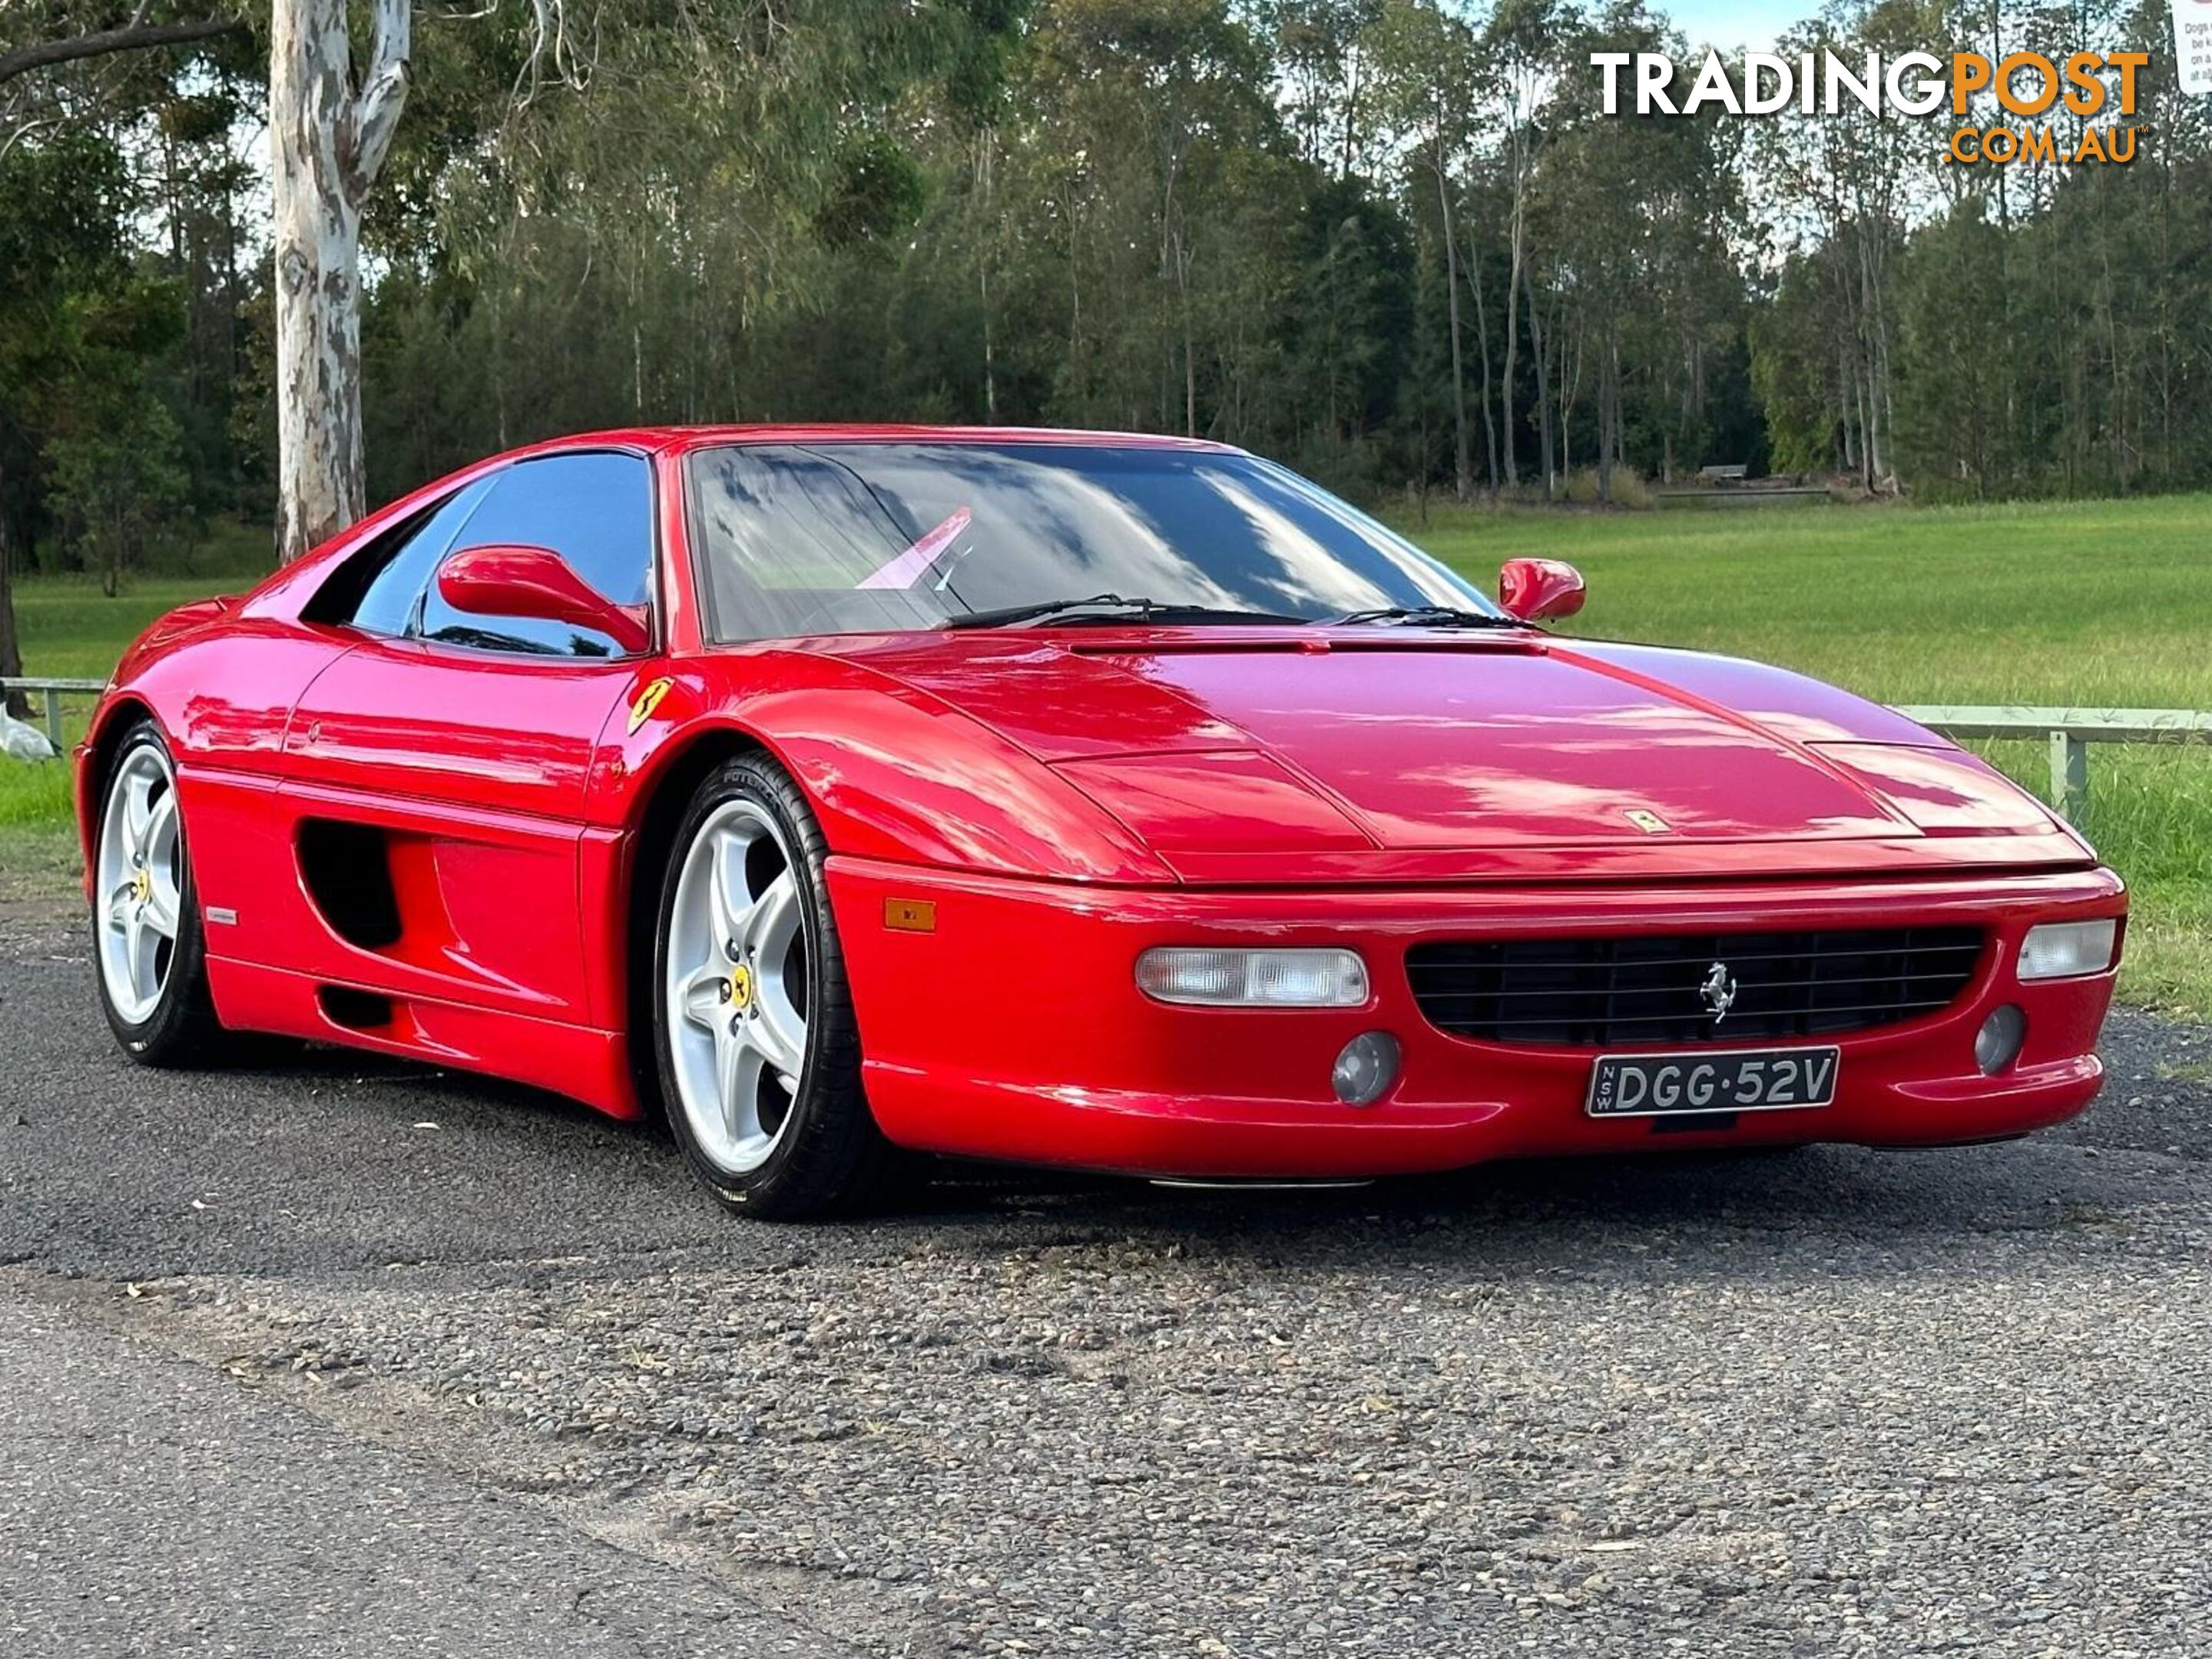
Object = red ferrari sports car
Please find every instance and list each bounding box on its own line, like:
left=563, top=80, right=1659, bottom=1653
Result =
left=80, top=426, right=2125, bottom=1217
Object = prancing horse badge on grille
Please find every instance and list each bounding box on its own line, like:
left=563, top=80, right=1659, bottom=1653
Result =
left=1700, top=962, right=1738, bottom=1023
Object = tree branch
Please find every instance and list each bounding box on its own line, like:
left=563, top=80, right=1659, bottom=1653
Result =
left=0, top=15, right=245, bottom=91
left=343, top=0, right=412, bottom=203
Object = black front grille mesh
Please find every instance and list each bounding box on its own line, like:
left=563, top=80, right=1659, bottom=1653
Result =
left=1406, top=927, right=1986, bottom=1048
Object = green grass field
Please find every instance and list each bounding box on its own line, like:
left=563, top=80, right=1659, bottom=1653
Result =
left=5, top=496, right=2210, bottom=1010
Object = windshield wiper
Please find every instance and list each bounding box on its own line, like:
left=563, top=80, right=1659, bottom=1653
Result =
left=1330, top=604, right=1525, bottom=629
left=942, top=593, right=1306, bottom=630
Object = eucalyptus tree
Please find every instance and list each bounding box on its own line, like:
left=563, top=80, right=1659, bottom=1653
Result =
left=269, top=0, right=409, bottom=561
left=1253, top=0, right=1384, bottom=177
left=1746, top=2, right=1952, bottom=492
left=1482, top=0, right=1569, bottom=495
left=1015, top=0, right=1289, bottom=436
left=1548, top=2, right=1749, bottom=491
left=1366, top=0, right=1481, bottom=498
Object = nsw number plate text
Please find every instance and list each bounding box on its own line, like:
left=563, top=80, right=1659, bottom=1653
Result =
left=1586, top=1047, right=1840, bottom=1118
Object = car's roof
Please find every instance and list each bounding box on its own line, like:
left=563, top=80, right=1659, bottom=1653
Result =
left=530, top=424, right=1243, bottom=458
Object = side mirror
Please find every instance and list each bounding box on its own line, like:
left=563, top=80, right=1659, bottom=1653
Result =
left=436, top=544, right=650, bottom=655
left=1498, top=558, right=1586, bottom=624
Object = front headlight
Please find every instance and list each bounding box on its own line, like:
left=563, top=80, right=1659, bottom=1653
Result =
left=1136, top=947, right=1370, bottom=1008
left=2017, top=919, right=2118, bottom=982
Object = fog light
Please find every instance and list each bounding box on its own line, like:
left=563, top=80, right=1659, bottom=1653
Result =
left=1333, top=1031, right=1400, bottom=1106
left=1975, top=1005, right=2027, bottom=1075
left=2018, top=919, right=2118, bottom=982
left=1137, top=947, right=1369, bottom=1008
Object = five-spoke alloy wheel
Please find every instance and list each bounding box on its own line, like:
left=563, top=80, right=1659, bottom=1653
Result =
left=664, top=796, right=810, bottom=1172
left=652, top=753, right=902, bottom=1217
left=93, top=722, right=224, bottom=1061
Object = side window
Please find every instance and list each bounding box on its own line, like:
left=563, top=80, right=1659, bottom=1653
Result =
left=351, top=477, right=498, bottom=634
left=303, top=475, right=495, bottom=633
left=416, top=452, right=653, bottom=658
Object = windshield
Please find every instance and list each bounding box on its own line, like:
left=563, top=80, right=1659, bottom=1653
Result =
left=684, top=442, right=1497, bottom=641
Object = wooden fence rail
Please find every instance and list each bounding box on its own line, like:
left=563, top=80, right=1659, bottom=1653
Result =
left=0, top=677, right=106, bottom=753
left=1893, top=705, right=2212, bottom=822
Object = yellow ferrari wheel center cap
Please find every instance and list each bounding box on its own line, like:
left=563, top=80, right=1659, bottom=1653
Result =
left=131, top=867, right=152, bottom=902
left=728, top=965, right=753, bottom=1012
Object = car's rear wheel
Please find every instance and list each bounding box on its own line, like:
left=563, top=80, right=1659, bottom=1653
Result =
left=94, top=722, right=227, bottom=1063
left=652, top=753, right=902, bottom=1218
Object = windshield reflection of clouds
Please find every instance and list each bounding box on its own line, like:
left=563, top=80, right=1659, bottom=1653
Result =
left=687, top=442, right=1492, bottom=641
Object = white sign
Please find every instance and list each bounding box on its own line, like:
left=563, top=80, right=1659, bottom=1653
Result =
left=2175, top=0, right=2212, bottom=94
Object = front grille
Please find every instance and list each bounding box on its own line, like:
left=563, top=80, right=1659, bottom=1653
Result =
left=1406, top=926, right=1986, bottom=1048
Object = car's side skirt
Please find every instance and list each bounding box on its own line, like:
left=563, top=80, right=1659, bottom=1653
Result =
left=204, top=955, right=644, bottom=1121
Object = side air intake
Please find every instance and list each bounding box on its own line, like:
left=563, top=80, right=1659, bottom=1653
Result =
left=296, top=820, right=402, bottom=949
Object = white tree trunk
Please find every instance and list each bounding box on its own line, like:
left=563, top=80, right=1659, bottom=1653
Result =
left=272, top=0, right=410, bottom=563
left=1436, top=157, right=1469, bottom=502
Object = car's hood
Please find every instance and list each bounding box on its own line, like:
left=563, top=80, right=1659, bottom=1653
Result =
left=797, top=631, right=2086, bottom=881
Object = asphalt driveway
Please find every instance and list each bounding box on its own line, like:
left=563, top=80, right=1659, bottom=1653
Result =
left=4, top=898, right=2210, bottom=1656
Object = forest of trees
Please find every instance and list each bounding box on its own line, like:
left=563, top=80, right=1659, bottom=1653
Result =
left=3, top=0, right=2211, bottom=621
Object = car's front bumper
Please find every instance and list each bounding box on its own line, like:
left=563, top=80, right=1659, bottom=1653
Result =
left=827, top=858, right=2126, bottom=1178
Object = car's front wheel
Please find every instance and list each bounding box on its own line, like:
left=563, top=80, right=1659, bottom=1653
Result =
left=652, top=753, right=902, bottom=1218
left=93, top=721, right=227, bottom=1062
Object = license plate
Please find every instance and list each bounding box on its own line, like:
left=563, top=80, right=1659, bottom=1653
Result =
left=1586, top=1046, right=1839, bottom=1118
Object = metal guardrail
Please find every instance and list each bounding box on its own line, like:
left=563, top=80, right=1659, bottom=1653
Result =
left=0, top=676, right=105, bottom=753
left=1896, top=704, right=2212, bottom=821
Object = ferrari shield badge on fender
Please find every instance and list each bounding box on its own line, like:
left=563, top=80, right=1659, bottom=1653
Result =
left=1624, top=808, right=1671, bottom=834
left=628, top=677, right=674, bottom=735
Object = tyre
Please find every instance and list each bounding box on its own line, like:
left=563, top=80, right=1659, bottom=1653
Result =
left=651, top=752, right=903, bottom=1217
left=92, top=721, right=227, bottom=1063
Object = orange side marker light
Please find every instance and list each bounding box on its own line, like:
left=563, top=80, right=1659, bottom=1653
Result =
left=884, top=898, right=937, bottom=933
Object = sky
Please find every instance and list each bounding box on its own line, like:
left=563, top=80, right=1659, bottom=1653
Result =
left=1663, top=2, right=1791, bottom=51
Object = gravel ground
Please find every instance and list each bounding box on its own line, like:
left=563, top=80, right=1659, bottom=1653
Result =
left=5, top=900, right=2212, bottom=1655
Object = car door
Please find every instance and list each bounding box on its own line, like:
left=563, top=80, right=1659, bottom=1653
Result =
left=275, top=450, right=657, bottom=1027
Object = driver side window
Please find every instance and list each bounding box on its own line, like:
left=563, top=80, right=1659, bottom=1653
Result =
left=416, top=452, right=654, bottom=658
left=307, top=473, right=495, bottom=636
